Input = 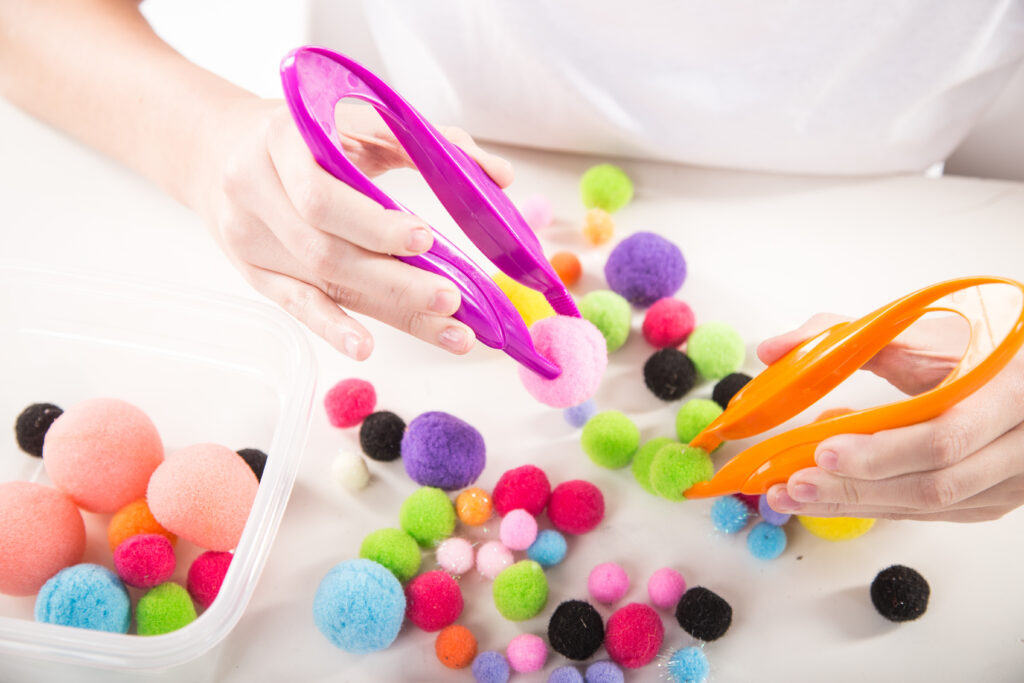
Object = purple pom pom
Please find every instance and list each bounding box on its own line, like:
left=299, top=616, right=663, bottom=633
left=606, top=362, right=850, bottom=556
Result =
left=758, top=494, right=792, bottom=526
left=402, top=412, right=486, bottom=490
left=604, top=233, right=686, bottom=308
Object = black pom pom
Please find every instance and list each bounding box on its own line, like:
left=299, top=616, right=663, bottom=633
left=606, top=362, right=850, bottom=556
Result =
left=15, top=403, right=63, bottom=457
left=359, top=411, right=406, bottom=462
left=643, top=349, right=697, bottom=401
left=675, top=586, right=732, bottom=641
left=870, top=565, right=929, bottom=622
left=548, top=599, right=605, bottom=660
left=712, top=372, right=753, bottom=409
left=236, top=448, right=268, bottom=482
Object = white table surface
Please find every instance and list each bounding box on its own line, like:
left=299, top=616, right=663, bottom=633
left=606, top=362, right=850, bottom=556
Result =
left=3, top=96, right=1024, bottom=683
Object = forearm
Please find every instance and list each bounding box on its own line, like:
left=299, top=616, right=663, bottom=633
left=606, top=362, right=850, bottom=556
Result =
left=0, top=0, right=254, bottom=213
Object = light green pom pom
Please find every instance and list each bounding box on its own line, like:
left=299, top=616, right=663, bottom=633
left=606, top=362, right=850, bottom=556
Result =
left=493, top=560, right=548, bottom=621
left=649, top=444, right=713, bottom=502
left=686, top=322, right=745, bottom=380
left=675, top=399, right=724, bottom=444
left=632, top=437, right=676, bottom=495
left=580, top=164, right=634, bottom=213
left=399, top=487, right=455, bottom=547
left=579, top=290, right=631, bottom=352
left=581, top=410, right=640, bottom=469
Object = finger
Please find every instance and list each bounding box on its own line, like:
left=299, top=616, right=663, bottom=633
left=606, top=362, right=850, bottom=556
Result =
left=860, top=315, right=970, bottom=395
left=756, top=313, right=848, bottom=365
left=766, top=483, right=920, bottom=518
left=438, top=125, right=515, bottom=188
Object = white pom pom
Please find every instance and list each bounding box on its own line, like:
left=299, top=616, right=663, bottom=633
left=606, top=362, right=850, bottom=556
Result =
left=332, top=450, right=369, bottom=492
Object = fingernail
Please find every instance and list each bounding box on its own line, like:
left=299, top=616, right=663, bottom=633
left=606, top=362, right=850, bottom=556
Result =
left=429, top=289, right=459, bottom=315
left=773, top=489, right=801, bottom=512
left=791, top=483, right=819, bottom=502
left=439, top=326, right=467, bottom=352
left=342, top=333, right=362, bottom=359
left=817, top=449, right=839, bottom=472
left=406, top=227, right=432, bottom=253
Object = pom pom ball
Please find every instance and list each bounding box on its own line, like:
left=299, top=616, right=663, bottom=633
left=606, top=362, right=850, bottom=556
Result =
left=548, top=599, right=605, bottom=660
left=586, top=661, right=625, bottom=683
left=735, top=492, right=760, bottom=510
left=456, top=487, right=494, bottom=526
left=564, top=399, right=598, bottom=429
left=436, top=624, right=478, bottom=669
left=472, top=651, right=511, bottom=683
left=519, top=316, right=608, bottom=408
left=331, top=450, right=370, bottom=492
left=493, top=560, right=548, bottom=621
left=313, top=559, right=405, bottom=653
left=494, top=272, right=556, bottom=328
left=675, top=399, right=724, bottom=444
left=580, top=410, right=640, bottom=469
left=43, top=397, right=163, bottom=513
left=604, top=232, right=685, bottom=308
left=34, top=564, right=130, bottom=633
left=136, top=582, right=197, bottom=635
left=359, top=528, right=421, bottom=582
left=113, top=534, right=176, bottom=589
left=604, top=602, right=664, bottom=669
left=324, top=378, right=376, bottom=428
left=667, top=646, right=710, bottom=683
left=758, top=494, right=792, bottom=526
left=580, top=164, right=634, bottom=213
left=406, top=569, right=463, bottom=631
left=402, top=412, right=485, bottom=490
left=0, top=481, right=86, bottom=596
left=643, top=349, right=697, bottom=401
left=686, top=322, right=745, bottom=380
left=747, top=521, right=788, bottom=560
left=631, top=437, right=675, bottom=495
left=711, top=496, right=750, bottom=534
left=648, top=567, right=686, bottom=610
left=187, top=550, right=232, bottom=609
left=551, top=251, right=583, bottom=286
left=797, top=515, right=875, bottom=541
left=359, top=411, right=405, bottom=462
left=583, top=208, right=615, bottom=245
left=588, top=562, right=629, bottom=605
left=578, top=290, right=631, bottom=353
left=650, top=444, right=713, bottom=501
left=506, top=633, right=547, bottom=673
left=14, top=402, right=62, bottom=457
left=675, top=586, right=732, bottom=641
left=499, top=509, right=538, bottom=550
left=527, top=529, right=568, bottom=567
left=712, top=372, right=753, bottom=409
left=871, top=564, right=930, bottom=622
left=492, top=465, right=551, bottom=517
left=642, top=299, right=695, bottom=348
left=548, top=480, right=605, bottom=534
left=235, top=448, right=267, bottom=482
left=147, top=442, right=258, bottom=551
left=477, top=541, right=514, bottom=579
left=108, top=498, right=176, bottom=552
left=521, top=194, right=554, bottom=231
left=399, top=486, right=456, bottom=547
left=550, top=667, right=585, bottom=683
left=437, top=537, right=475, bottom=576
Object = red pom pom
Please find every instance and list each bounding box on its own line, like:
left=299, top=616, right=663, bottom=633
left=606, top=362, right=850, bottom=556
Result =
left=547, top=480, right=604, bottom=534
left=642, top=298, right=695, bottom=349
left=324, top=378, right=376, bottom=428
left=604, top=603, right=664, bottom=669
left=492, top=465, right=551, bottom=517
left=734, top=493, right=760, bottom=511
left=406, top=570, right=463, bottom=631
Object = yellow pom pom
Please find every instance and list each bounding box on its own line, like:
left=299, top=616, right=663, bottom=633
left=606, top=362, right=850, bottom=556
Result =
left=493, top=272, right=555, bottom=327
left=583, top=208, right=615, bottom=245
left=797, top=515, right=875, bottom=541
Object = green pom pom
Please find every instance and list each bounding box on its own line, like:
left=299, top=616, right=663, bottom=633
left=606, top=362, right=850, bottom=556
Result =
left=359, top=528, right=422, bottom=582
left=632, top=437, right=676, bottom=495
left=136, top=582, right=196, bottom=636
left=399, top=487, right=456, bottom=547
left=578, top=290, right=631, bottom=352
left=580, top=164, right=634, bottom=213
left=676, top=399, right=724, bottom=444
left=493, top=560, right=548, bottom=621
left=686, top=322, right=745, bottom=380
left=581, top=410, right=640, bottom=469
left=649, top=444, right=713, bottom=501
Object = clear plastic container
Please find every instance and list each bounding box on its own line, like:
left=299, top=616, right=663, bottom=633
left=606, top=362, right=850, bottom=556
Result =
left=0, top=265, right=315, bottom=681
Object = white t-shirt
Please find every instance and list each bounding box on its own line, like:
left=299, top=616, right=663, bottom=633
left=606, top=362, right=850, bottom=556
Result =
left=361, top=0, right=1024, bottom=175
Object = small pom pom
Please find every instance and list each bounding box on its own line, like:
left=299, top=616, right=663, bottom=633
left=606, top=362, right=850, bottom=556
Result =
left=870, top=565, right=930, bottom=622
left=551, top=251, right=583, bottom=287
left=477, top=540, right=514, bottom=579
left=359, top=528, right=422, bottom=582
left=324, top=378, right=376, bottom=428
left=667, top=646, right=709, bottom=683
left=235, top=448, right=268, bottom=482
left=493, top=560, right=548, bottom=621
left=406, top=570, right=463, bottom=631
left=798, top=515, right=875, bottom=541
left=649, top=444, right=713, bottom=501
left=747, top=521, right=787, bottom=560
left=34, top=564, right=130, bottom=633
left=643, top=348, right=697, bottom=401
left=604, top=602, right=664, bottom=669
left=472, top=651, right=511, bottom=683
left=642, top=299, right=695, bottom=348
left=14, top=402, right=62, bottom=457
left=580, top=410, right=640, bottom=469
left=686, top=322, right=745, bottom=380
left=647, top=567, right=686, bottom=610
left=113, top=534, right=176, bottom=589
left=527, top=529, right=568, bottom=567
left=583, top=209, right=615, bottom=245
left=675, top=586, right=732, bottom=641
left=580, top=164, right=634, bottom=213
left=711, top=372, right=753, bottom=409
left=437, top=537, right=475, bottom=576
left=313, top=559, right=405, bottom=653
left=331, top=450, right=370, bottom=492
left=493, top=465, right=551, bottom=517
left=399, top=487, right=456, bottom=548
left=108, top=498, right=176, bottom=553
left=135, top=582, right=197, bottom=635
left=507, top=633, right=548, bottom=673
left=521, top=194, right=554, bottom=231
left=548, top=480, right=605, bottom=534
left=579, top=290, right=631, bottom=352
left=631, top=437, right=675, bottom=495
left=585, top=661, right=625, bottom=683
left=499, top=509, right=539, bottom=550
left=548, top=599, right=605, bottom=660
left=758, top=494, right=792, bottom=526
left=494, top=272, right=556, bottom=327
left=564, top=399, right=598, bottom=429
left=711, top=496, right=750, bottom=534
left=187, top=550, right=232, bottom=609
left=456, top=487, right=494, bottom=526
left=604, top=232, right=686, bottom=308
left=402, top=411, right=486, bottom=490
left=550, top=666, right=585, bottom=683
left=675, top=399, right=724, bottom=444
left=587, top=562, right=629, bottom=605
left=436, top=624, right=478, bottom=669
left=359, top=411, right=405, bottom=462
left=519, top=316, right=608, bottom=408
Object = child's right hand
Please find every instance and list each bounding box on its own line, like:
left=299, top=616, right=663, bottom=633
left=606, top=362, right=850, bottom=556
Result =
left=197, top=98, right=514, bottom=360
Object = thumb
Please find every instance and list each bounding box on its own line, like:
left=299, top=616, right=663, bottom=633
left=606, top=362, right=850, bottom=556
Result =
left=756, top=313, right=849, bottom=365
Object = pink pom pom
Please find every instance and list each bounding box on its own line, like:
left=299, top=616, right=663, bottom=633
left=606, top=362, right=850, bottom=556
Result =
left=324, top=378, right=376, bottom=428
left=406, top=570, right=463, bottom=631
left=506, top=633, right=547, bottom=673
left=520, top=195, right=554, bottom=232
left=437, top=537, right=474, bottom=576
left=499, top=509, right=538, bottom=551
left=113, top=534, right=176, bottom=589
left=642, top=298, right=695, bottom=348
left=647, top=567, right=686, bottom=610
left=604, top=603, right=664, bottom=669
left=588, top=562, right=629, bottom=605
left=187, top=550, right=233, bottom=608
left=476, top=541, right=514, bottom=579
left=519, top=316, right=608, bottom=408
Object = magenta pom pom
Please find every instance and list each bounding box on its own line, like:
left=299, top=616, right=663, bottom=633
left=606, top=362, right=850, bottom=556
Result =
left=406, top=570, right=463, bottom=632
left=548, top=480, right=605, bottom=535
left=604, top=603, right=664, bottom=669
left=642, top=298, right=695, bottom=348
left=324, top=378, right=376, bottom=428
left=113, top=534, right=175, bottom=589
left=187, top=550, right=232, bottom=608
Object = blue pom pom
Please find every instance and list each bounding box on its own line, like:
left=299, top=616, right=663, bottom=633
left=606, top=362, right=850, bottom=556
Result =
left=667, top=646, right=709, bottom=683
left=758, top=494, right=792, bottom=526
left=564, top=399, right=597, bottom=429
left=710, top=496, right=749, bottom=534
left=747, top=521, right=788, bottom=560
left=549, top=665, right=585, bottom=683
left=473, top=650, right=511, bottom=683
left=313, top=559, right=405, bottom=654
left=527, top=529, right=568, bottom=567
left=35, top=564, right=130, bottom=633
left=585, top=660, right=624, bottom=683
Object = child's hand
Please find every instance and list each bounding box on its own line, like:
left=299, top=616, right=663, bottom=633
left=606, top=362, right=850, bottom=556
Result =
left=200, top=98, right=514, bottom=360
left=761, top=313, right=1024, bottom=522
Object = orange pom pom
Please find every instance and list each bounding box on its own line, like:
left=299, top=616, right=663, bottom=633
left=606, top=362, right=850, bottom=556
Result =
left=435, top=624, right=478, bottom=669
left=583, top=208, right=615, bottom=245
left=455, top=487, right=493, bottom=526
left=550, top=251, right=582, bottom=287
left=108, top=499, right=177, bottom=552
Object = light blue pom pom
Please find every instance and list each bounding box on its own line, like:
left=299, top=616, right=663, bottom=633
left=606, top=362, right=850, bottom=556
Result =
left=711, top=496, right=750, bottom=534
left=747, top=521, right=788, bottom=560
